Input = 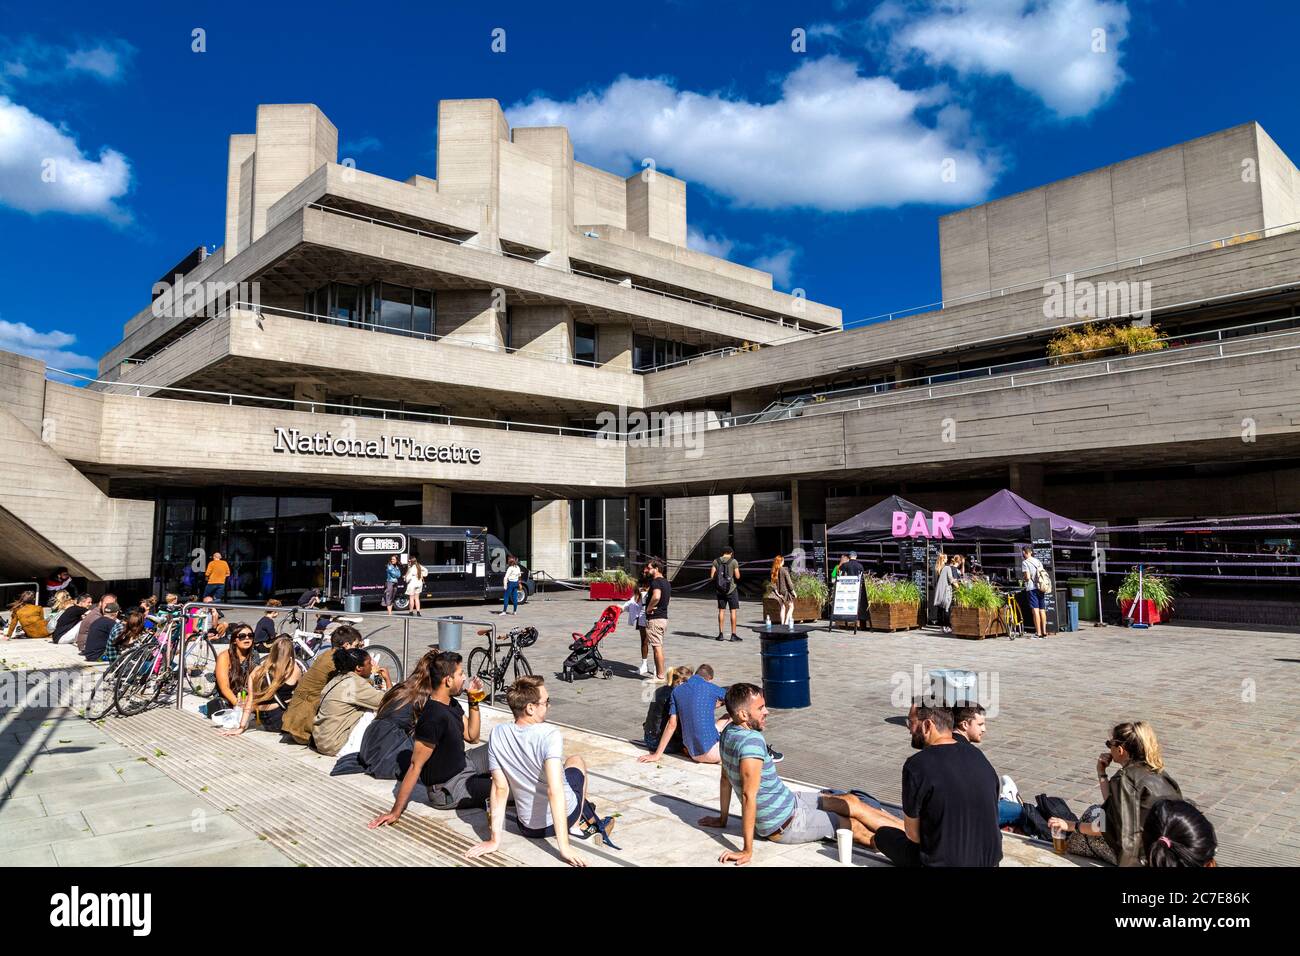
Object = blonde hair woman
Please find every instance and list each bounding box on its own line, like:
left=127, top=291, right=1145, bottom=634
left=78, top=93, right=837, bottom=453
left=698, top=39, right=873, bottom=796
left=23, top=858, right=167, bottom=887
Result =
left=770, top=555, right=796, bottom=626
left=405, top=557, right=427, bottom=616
left=221, top=636, right=304, bottom=736
left=1048, top=720, right=1182, bottom=866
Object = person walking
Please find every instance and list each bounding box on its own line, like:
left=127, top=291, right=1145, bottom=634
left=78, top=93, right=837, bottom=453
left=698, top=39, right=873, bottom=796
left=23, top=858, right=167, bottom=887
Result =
left=204, top=551, right=231, bottom=603
left=499, top=555, right=522, bottom=616
left=770, top=554, right=796, bottom=627
left=709, top=545, right=741, bottom=642
left=384, top=556, right=401, bottom=615
left=405, top=557, right=426, bottom=616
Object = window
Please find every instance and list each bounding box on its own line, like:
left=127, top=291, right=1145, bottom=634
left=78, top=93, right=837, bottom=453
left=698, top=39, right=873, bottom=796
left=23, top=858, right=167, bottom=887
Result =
left=575, top=322, right=597, bottom=365
left=377, top=283, right=413, bottom=335
left=412, top=289, right=433, bottom=336
left=304, top=283, right=433, bottom=339
left=570, top=497, right=629, bottom=575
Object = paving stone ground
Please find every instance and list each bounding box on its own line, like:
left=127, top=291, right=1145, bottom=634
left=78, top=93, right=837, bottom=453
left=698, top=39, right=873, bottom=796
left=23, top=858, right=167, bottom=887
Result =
left=374, top=589, right=1300, bottom=865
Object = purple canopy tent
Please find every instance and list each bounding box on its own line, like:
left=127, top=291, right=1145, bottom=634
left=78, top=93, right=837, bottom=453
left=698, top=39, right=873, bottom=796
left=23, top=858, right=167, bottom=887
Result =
left=827, top=495, right=931, bottom=543
left=951, top=489, right=1096, bottom=543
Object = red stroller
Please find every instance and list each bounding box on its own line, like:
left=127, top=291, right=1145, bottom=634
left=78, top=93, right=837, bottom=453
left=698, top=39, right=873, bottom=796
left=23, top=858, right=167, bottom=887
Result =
left=559, top=605, right=621, bottom=682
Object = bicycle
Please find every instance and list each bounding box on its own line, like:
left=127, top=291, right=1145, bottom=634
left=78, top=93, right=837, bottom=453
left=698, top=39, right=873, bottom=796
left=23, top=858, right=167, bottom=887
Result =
left=277, top=606, right=405, bottom=686
left=999, top=591, right=1025, bottom=640
left=466, top=625, right=536, bottom=697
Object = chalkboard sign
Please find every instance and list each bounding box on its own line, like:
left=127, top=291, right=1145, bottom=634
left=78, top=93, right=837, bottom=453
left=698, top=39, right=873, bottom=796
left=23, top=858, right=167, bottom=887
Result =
left=1029, top=516, right=1058, bottom=632
left=831, top=574, right=863, bottom=631
left=811, top=524, right=827, bottom=582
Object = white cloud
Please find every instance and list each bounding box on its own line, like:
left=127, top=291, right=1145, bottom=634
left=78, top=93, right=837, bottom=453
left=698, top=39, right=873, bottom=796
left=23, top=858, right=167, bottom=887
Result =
left=880, top=0, right=1130, bottom=118
left=751, top=248, right=799, bottom=287
left=686, top=227, right=736, bottom=258
left=0, top=318, right=95, bottom=369
left=0, top=37, right=133, bottom=89
left=509, top=56, right=998, bottom=212
left=0, top=96, right=131, bottom=220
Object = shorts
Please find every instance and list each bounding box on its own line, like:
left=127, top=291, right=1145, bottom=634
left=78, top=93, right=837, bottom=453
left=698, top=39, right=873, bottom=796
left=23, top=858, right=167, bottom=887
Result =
left=645, top=619, right=668, bottom=648
left=716, top=591, right=740, bottom=610
left=426, top=746, right=493, bottom=810
left=765, top=791, right=839, bottom=845
left=517, top=767, right=585, bottom=838
left=1026, top=589, right=1045, bottom=610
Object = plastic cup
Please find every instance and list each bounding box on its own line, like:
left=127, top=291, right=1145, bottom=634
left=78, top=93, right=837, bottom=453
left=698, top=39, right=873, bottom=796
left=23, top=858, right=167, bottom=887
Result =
left=1050, top=824, right=1068, bottom=855
left=836, top=828, right=854, bottom=865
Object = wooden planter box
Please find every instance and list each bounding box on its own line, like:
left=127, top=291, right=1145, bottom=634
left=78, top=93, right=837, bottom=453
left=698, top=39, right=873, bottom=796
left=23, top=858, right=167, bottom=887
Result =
left=588, top=582, right=634, bottom=601
left=869, top=603, right=920, bottom=632
left=950, top=606, right=1004, bottom=639
left=1119, top=598, right=1164, bottom=625
left=762, top=595, right=822, bottom=623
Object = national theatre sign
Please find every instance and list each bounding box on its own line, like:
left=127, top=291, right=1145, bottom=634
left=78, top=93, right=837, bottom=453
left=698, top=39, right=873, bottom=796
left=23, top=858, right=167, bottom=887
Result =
left=272, top=427, right=482, bottom=464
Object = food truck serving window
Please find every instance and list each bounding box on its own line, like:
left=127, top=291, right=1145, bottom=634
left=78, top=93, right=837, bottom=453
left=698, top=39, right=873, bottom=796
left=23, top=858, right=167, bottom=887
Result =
left=411, top=538, right=468, bottom=576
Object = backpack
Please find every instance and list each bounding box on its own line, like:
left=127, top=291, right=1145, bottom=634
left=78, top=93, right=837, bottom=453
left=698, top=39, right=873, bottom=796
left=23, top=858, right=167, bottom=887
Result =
left=1035, top=566, right=1053, bottom=592
left=714, top=558, right=734, bottom=595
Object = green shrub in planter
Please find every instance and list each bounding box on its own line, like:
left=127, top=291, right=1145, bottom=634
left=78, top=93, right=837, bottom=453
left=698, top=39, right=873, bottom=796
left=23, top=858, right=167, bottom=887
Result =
left=953, top=578, right=1002, bottom=611
left=1116, top=568, right=1176, bottom=611
left=584, top=568, right=635, bottom=589
left=763, top=572, right=829, bottom=605
left=866, top=576, right=921, bottom=607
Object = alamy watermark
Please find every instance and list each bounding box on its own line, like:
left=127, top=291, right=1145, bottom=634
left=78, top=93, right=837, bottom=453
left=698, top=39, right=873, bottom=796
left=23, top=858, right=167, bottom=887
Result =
left=151, top=273, right=261, bottom=321
left=1043, top=273, right=1152, bottom=324
left=595, top=405, right=708, bottom=459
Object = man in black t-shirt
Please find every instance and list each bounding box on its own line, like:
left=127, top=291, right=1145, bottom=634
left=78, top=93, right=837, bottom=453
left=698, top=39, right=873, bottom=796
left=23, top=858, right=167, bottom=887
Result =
left=873, top=702, right=1003, bottom=867
left=367, top=652, right=490, bottom=827
left=643, top=558, right=671, bottom=682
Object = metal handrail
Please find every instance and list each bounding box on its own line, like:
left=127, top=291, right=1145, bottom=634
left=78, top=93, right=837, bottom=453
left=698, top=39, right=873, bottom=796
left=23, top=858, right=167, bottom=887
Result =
left=701, top=331, right=1300, bottom=437
left=857, top=218, right=1300, bottom=324
left=57, top=367, right=620, bottom=440
left=759, top=311, right=1300, bottom=414
left=0, top=580, right=41, bottom=608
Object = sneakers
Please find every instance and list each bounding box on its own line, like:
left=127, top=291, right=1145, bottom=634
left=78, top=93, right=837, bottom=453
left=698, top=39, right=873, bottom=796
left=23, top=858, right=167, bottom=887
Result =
left=767, top=745, right=784, bottom=763
left=637, top=657, right=651, bottom=676
left=1000, top=774, right=1020, bottom=804
left=729, top=633, right=743, bottom=642
left=715, top=632, right=725, bottom=641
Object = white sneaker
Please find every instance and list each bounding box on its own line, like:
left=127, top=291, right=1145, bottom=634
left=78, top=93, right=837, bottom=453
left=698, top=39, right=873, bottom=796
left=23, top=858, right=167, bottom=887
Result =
left=1000, top=774, right=1020, bottom=804
left=637, top=657, right=651, bottom=676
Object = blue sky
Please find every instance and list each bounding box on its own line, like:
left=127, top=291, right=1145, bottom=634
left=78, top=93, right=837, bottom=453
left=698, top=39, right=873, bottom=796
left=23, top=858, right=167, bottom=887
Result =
left=0, top=0, right=1295, bottom=372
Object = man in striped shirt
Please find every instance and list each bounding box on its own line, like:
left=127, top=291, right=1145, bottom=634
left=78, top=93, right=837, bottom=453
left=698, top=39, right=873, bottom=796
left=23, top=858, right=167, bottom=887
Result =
left=700, top=682, right=903, bottom=864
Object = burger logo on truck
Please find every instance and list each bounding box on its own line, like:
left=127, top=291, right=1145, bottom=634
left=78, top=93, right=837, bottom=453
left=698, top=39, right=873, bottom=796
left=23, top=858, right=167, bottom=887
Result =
left=355, top=534, right=407, bottom=555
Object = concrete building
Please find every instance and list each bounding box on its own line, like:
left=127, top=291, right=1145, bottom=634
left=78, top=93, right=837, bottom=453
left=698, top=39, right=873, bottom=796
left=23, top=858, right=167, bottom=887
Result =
left=3, top=103, right=1299, bottom=622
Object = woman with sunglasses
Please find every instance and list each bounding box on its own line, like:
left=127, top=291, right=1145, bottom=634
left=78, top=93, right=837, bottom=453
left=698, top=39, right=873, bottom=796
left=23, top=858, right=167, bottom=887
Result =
left=214, top=623, right=258, bottom=710
left=1048, top=720, right=1182, bottom=866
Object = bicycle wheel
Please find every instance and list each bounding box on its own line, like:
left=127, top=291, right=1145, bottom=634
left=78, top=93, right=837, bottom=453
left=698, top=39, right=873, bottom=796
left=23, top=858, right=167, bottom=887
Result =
left=466, top=647, right=496, bottom=691
left=512, top=653, right=532, bottom=683
left=182, top=637, right=217, bottom=698
left=112, top=644, right=162, bottom=716
left=83, top=653, right=133, bottom=720
left=366, top=644, right=404, bottom=686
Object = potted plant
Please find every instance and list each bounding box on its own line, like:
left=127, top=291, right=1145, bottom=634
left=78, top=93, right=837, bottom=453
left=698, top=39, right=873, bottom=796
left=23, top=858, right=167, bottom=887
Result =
left=763, top=572, right=828, bottom=623
left=950, top=578, right=1004, bottom=639
left=1115, top=568, right=1176, bottom=625
left=866, top=576, right=921, bottom=631
left=586, top=568, right=635, bottom=601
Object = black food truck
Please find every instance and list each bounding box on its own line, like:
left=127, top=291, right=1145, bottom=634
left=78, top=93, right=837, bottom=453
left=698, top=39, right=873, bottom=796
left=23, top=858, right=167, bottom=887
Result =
left=324, top=521, right=533, bottom=609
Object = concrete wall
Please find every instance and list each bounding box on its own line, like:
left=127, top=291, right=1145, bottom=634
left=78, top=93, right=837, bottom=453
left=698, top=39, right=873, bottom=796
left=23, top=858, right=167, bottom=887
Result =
left=626, top=170, right=687, bottom=247
left=573, top=162, right=627, bottom=230
left=510, top=305, right=572, bottom=362
left=224, top=134, right=256, bottom=258
left=939, top=123, right=1285, bottom=302
left=436, top=291, right=505, bottom=348
left=250, top=104, right=338, bottom=245
left=530, top=498, right=569, bottom=578
left=1257, top=125, right=1300, bottom=236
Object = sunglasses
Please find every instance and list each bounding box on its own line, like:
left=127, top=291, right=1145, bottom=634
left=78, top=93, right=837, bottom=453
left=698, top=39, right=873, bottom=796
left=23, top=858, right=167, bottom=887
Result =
left=1105, top=738, right=1122, bottom=749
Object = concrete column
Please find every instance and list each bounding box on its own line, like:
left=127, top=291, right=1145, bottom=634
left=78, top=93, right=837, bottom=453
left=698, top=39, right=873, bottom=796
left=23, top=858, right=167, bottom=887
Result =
left=251, top=104, right=338, bottom=243
left=625, top=170, right=687, bottom=247
left=437, top=291, right=504, bottom=347
left=510, top=305, right=572, bottom=360
left=1009, top=463, right=1045, bottom=503
left=436, top=99, right=507, bottom=253
left=511, top=126, right=573, bottom=270
left=530, top=499, right=570, bottom=578
left=597, top=321, right=633, bottom=370
left=292, top=382, right=327, bottom=408
left=422, top=485, right=451, bottom=525
left=224, top=134, right=256, bottom=258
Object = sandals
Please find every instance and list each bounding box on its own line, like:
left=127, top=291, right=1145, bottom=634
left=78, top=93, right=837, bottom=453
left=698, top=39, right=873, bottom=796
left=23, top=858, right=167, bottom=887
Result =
left=576, top=814, right=620, bottom=849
